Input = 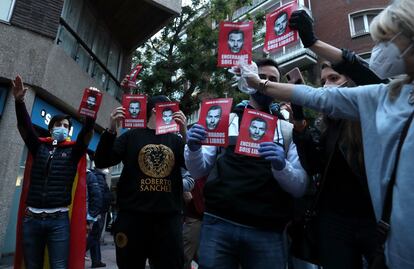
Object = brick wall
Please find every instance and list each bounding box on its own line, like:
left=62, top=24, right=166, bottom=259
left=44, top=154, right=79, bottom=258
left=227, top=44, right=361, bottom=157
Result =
left=10, top=0, right=64, bottom=39
left=312, top=0, right=389, bottom=54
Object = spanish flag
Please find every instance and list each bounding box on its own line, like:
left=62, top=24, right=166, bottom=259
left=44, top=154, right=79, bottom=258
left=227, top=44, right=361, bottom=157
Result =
left=14, top=138, right=87, bottom=269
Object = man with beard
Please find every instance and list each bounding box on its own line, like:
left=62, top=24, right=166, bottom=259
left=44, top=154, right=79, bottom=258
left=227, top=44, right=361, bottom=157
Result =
left=227, top=29, right=244, bottom=54
left=184, top=58, right=308, bottom=269
left=206, top=105, right=222, bottom=131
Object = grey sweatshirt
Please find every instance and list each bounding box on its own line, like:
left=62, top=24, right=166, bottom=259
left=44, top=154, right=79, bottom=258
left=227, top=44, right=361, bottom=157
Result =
left=292, top=83, right=414, bottom=269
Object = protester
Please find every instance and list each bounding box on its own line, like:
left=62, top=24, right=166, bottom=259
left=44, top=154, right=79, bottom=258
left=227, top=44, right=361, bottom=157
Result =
left=239, top=1, right=414, bottom=268
left=94, top=95, right=187, bottom=269
left=86, top=162, right=111, bottom=268
left=182, top=176, right=207, bottom=269
left=286, top=10, right=387, bottom=269
left=12, top=75, right=95, bottom=269
left=185, top=58, right=308, bottom=269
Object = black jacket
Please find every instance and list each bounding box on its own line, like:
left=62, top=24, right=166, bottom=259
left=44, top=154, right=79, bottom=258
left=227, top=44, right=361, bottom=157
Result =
left=16, top=101, right=94, bottom=208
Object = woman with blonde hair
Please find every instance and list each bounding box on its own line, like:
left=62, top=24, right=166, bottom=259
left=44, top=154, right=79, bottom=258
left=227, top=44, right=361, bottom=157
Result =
left=238, top=0, right=414, bottom=268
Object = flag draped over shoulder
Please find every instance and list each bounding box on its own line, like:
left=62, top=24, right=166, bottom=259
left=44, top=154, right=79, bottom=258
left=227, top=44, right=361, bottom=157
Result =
left=14, top=138, right=87, bottom=269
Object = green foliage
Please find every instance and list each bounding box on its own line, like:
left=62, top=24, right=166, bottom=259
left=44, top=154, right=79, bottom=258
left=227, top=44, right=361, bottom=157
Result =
left=133, top=0, right=260, bottom=115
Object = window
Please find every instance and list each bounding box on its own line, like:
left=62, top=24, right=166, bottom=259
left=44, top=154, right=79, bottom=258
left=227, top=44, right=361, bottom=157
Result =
left=349, top=9, right=382, bottom=38
left=0, top=0, right=16, bottom=22
left=57, top=0, right=123, bottom=100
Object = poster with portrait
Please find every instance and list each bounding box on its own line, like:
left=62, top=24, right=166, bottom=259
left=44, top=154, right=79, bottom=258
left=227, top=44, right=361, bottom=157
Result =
left=122, top=94, right=147, bottom=128
left=198, top=98, right=233, bottom=147
left=217, top=21, right=253, bottom=67
left=235, top=109, right=277, bottom=157
left=121, top=64, right=143, bottom=89
left=155, top=102, right=180, bottom=135
left=78, top=88, right=103, bottom=119
left=264, top=1, right=299, bottom=52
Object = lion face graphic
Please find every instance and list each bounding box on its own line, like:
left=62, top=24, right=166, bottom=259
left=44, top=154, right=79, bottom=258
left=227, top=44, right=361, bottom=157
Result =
left=138, top=144, right=175, bottom=178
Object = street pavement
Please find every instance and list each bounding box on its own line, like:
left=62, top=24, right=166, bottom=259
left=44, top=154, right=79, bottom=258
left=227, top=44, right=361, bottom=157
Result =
left=0, top=232, right=198, bottom=269
left=0, top=232, right=121, bottom=269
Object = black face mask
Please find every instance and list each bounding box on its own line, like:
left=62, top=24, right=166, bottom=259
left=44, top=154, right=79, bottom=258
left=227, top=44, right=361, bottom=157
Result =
left=251, top=91, right=273, bottom=109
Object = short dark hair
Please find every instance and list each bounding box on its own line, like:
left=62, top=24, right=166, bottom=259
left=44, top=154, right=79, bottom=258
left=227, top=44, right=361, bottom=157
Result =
left=162, top=107, right=174, bottom=114
left=228, top=29, right=244, bottom=39
left=250, top=117, right=267, bottom=128
left=255, top=58, right=280, bottom=73
left=208, top=105, right=222, bottom=113
left=276, top=11, right=288, bottom=21
left=147, top=95, right=171, bottom=120
left=129, top=100, right=140, bottom=107
left=48, top=114, right=72, bottom=131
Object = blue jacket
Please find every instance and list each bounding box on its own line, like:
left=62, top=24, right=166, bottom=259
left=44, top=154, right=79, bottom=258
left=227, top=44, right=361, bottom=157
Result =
left=86, top=170, right=102, bottom=219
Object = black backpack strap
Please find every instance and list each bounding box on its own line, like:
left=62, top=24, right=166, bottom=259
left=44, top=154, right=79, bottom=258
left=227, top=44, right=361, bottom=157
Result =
left=377, top=110, right=414, bottom=244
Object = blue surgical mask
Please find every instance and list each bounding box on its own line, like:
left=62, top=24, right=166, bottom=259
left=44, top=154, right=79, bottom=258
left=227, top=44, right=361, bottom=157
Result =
left=369, top=32, right=412, bottom=79
left=52, top=127, right=68, bottom=142
left=251, top=91, right=274, bottom=108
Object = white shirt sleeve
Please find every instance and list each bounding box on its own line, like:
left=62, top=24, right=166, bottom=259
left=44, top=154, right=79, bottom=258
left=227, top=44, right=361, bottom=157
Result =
left=184, top=145, right=217, bottom=179
left=271, top=141, right=309, bottom=198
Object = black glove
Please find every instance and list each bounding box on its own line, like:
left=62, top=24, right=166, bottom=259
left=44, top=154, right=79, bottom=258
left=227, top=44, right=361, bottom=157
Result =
left=289, top=10, right=318, bottom=48
left=291, top=104, right=305, bottom=121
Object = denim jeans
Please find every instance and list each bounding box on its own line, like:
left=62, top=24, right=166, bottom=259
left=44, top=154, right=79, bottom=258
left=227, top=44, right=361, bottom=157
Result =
left=22, top=212, right=70, bottom=269
left=87, top=215, right=105, bottom=263
left=198, top=214, right=287, bottom=269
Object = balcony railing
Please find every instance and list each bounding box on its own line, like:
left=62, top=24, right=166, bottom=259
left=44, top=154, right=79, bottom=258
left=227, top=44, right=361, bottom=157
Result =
left=56, top=18, right=123, bottom=101
left=233, top=0, right=270, bottom=19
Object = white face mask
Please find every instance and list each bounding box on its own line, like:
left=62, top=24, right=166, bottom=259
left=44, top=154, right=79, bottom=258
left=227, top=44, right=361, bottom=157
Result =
left=280, top=109, right=290, bottom=120
left=369, top=33, right=413, bottom=79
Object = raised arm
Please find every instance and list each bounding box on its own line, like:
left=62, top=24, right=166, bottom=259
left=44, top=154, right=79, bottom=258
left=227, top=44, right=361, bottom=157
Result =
left=94, top=107, right=127, bottom=168
left=72, top=116, right=95, bottom=162
left=12, top=76, right=40, bottom=155
left=289, top=10, right=383, bottom=85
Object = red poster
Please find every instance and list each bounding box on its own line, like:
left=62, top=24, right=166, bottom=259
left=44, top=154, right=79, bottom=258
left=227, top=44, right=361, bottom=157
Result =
left=78, top=88, right=103, bottom=119
left=217, top=21, right=253, bottom=67
left=122, top=94, right=147, bottom=128
left=264, top=1, right=299, bottom=52
left=155, top=102, right=180, bottom=135
left=235, top=109, right=277, bottom=157
left=121, top=64, right=143, bottom=89
left=198, top=98, right=233, bottom=147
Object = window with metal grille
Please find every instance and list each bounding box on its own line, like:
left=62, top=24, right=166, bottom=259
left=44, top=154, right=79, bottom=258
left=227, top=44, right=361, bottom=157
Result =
left=349, top=9, right=383, bottom=38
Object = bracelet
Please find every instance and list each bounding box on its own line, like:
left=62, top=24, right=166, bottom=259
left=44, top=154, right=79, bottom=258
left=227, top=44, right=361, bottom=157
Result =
left=259, top=79, right=270, bottom=93
left=105, top=128, right=116, bottom=135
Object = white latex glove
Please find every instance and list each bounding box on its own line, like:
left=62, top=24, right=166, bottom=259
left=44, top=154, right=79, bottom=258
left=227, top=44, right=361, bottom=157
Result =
left=237, top=62, right=260, bottom=94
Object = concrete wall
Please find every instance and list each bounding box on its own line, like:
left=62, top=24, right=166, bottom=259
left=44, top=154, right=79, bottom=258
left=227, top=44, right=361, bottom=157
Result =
left=0, top=88, right=35, bottom=256
left=0, top=23, right=121, bottom=128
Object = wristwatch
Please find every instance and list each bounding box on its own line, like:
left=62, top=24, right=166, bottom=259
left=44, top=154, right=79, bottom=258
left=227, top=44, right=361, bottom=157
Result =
left=258, top=79, right=270, bottom=93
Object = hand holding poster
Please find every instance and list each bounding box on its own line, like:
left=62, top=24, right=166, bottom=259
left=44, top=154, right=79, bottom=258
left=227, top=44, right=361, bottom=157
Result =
left=122, top=94, right=147, bottom=128
left=156, top=102, right=180, bottom=135
left=121, top=64, right=143, bottom=89
left=218, top=21, right=253, bottom=67
left=264, top=1, right=299, bottom=52
left=198, top=98, right=233, bottom=147
left=235, top=109, right=277, bottom=157
left=78, top=88, right=103, bottom=119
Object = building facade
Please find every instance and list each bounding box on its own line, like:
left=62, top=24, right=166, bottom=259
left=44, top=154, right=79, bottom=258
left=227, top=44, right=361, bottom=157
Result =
left=0, top=0, right=181, bottom=258
left=234, top=0, right=389, bottom=80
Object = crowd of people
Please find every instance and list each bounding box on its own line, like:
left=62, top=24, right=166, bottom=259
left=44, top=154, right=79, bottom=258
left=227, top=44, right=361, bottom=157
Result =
left=11, top=0, right=414, bottom=268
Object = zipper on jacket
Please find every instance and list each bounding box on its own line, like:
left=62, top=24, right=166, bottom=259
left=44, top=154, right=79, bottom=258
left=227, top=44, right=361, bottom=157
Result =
left=41, top=145, right=57, bottom=205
